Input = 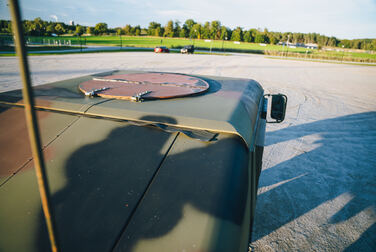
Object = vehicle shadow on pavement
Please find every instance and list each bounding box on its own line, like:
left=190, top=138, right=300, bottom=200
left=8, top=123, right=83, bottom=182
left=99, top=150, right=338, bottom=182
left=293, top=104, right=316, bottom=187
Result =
left=36, top=115, right=250, bottom=252
left=251, top=111, right=376, bottom=251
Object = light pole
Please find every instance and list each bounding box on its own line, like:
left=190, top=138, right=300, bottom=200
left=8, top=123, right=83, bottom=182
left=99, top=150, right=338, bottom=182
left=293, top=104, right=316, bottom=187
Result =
left=193, top=29, right=197, bottom=46
left=286, top=34, right=290, bottom=57
left=79, top=34, right=82, bottom=52
left=119, top=34, right=122, bottom=49
left=222, top=36, right=227, bottom=52
left=341, top=45, right=345, bottom=63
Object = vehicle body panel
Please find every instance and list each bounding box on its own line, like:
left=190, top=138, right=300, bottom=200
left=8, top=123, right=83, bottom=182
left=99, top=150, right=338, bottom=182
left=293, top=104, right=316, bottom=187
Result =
left=113, top=132, right=251, bottom=252
left=0, top=70, right=266, bottom=252
left=0, top=105, right=78, bottom=184
left=0, top=70, right=263, bottom=149
left=0, top=115, right=178, bottom=252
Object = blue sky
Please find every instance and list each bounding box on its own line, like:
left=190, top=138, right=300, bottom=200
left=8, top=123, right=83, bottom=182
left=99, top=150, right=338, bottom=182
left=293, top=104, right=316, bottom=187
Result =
left=1, top=0, right=376, bottom=39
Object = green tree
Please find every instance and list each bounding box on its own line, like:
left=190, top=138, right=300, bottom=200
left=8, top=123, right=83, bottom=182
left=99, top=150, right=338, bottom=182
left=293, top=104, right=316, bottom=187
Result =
left=210, top=20, right=221, bottom=40
left=94, top=22, right=108, bottom=35
left=123, top=24, right=132, bottom=35
left=292, top=33, right=304, bottom=44
left=231, top=27, right=243, bottom=41
left=115, top=28, right=122, bottom=35
left=353, top=40, right=361, bottom=49
left=46, top=24, right=55, bottom=34
left=75, top=25, right=85, bottom=35
left=32, top=17, right=44, bottom=35
left=184, top=19, right=196, bottom=34
left=270, top=35, right=279, bottom=44
left=86, top=27, right=93, bottom=35
left=371, top=40, right=376, bottom=50
left=164, top=20, right=174, bottom=37
left=327, top=37, right=338, bottom=47
left=220, top=26, right=229, bottom=40
left=191, top=23, right=202, bottom=39
left=281, top=32, right=289, bottom=43
left=148, top=22, right=161, bottom=36
left=248, top=29, right=257, bottom=42
left=0, top=20, right=8, bottom=33
left=243, top=30, right=252, bottom=42
left=141, top=28, right=148, bottom=35
left=202, top=21, right=211, bottom=39
left=255, top=33, right=266, bottom=43
left=5, top=21, right=12, bottom=34
left=54, top=23, right=66, bottom=35
left=174, top=21, right=181, bottom=37
left=23, top=20, right=32, bottom=35
left=134, top=25, right=141, bottom=36
left=317, top=35, right=329, bottom=46
left=129, top=26, right=135, bottom=35
left=155, top=26, right=163, bottom=36
left=179, top=26, right=188, bottom=38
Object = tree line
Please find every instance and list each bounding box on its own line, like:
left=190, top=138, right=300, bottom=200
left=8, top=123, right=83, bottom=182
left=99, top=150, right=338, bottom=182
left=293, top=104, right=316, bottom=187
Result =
left=1, top=18, right=375, bottom=51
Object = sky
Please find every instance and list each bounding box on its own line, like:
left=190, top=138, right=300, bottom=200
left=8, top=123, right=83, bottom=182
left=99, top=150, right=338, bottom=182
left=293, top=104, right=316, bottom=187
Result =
left=1, top=0, right=376, bottom=39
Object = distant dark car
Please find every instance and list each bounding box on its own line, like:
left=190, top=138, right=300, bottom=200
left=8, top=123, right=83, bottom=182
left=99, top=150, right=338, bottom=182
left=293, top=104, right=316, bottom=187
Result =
left=154, top=46, right=169, bottom=53
left=181, top=45, right=194, bottom=54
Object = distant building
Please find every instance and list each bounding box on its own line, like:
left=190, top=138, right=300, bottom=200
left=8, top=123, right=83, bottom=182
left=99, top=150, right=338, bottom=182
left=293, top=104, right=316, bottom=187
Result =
left=278, top=41, right=318, bottom=49
left=69, top=20, right=74, bottom=26
left=305, top=43, right=318, bottom=49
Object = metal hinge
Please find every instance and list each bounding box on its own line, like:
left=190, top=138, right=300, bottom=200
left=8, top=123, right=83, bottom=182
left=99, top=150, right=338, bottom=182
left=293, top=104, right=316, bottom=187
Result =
left=84, top=87, right=109, bottom=96
left=131, top=91, right=152, bottom=102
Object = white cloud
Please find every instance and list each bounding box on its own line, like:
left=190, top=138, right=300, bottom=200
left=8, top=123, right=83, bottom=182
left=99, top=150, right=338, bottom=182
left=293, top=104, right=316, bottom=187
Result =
left=49, top=14, right=58, bottom=22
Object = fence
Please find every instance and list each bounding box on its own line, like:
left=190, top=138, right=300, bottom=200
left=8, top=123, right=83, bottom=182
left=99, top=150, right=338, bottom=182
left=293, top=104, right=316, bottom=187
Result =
left=26, top=36, right=86, bottom=46
left=0, top=35, right=87, bottom=47
left=0, top=35, right=13, bottom=46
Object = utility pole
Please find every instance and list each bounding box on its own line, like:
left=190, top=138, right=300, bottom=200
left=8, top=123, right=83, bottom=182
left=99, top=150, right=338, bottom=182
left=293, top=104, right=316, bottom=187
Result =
left=286, top=34, right=290, bottom=57
left=341, top=45, right=345, bottom=63
left=79, top=35, right=82, bottom=52
left=223, top=37, right=227, bottom=52
left=192, top=29, right=197, bottom=47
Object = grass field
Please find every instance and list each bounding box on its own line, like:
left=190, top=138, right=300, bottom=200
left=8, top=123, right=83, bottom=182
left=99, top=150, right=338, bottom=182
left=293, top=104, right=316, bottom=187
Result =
left=2, top=35, right=375, bottom=63
left=26, top=35, right=312, bottom=53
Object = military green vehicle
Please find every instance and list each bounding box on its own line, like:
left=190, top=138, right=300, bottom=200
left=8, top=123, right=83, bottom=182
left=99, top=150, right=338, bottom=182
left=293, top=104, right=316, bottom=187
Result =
left=0, top=69, right=287, bottom=252
left=2, top=2, right=287, bottom=251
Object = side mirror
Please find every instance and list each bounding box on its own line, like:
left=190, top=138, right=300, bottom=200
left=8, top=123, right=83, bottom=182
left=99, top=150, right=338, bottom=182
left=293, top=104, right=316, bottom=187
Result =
left=264, top=94, right=287, bottom=123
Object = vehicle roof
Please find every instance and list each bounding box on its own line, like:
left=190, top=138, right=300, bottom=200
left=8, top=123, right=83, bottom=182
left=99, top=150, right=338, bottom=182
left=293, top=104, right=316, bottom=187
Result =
left=0, top=70, right=264, bottom=148
left=0, top=70, right=263, bottom=251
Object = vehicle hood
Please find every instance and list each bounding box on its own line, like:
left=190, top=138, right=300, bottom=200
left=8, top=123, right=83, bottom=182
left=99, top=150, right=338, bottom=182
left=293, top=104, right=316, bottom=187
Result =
left=0, top=70, right=264, bottom=149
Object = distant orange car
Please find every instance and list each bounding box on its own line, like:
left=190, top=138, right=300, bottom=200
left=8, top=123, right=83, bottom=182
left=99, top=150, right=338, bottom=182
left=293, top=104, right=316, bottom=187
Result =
left=154, top=46, right=169, bottom=53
